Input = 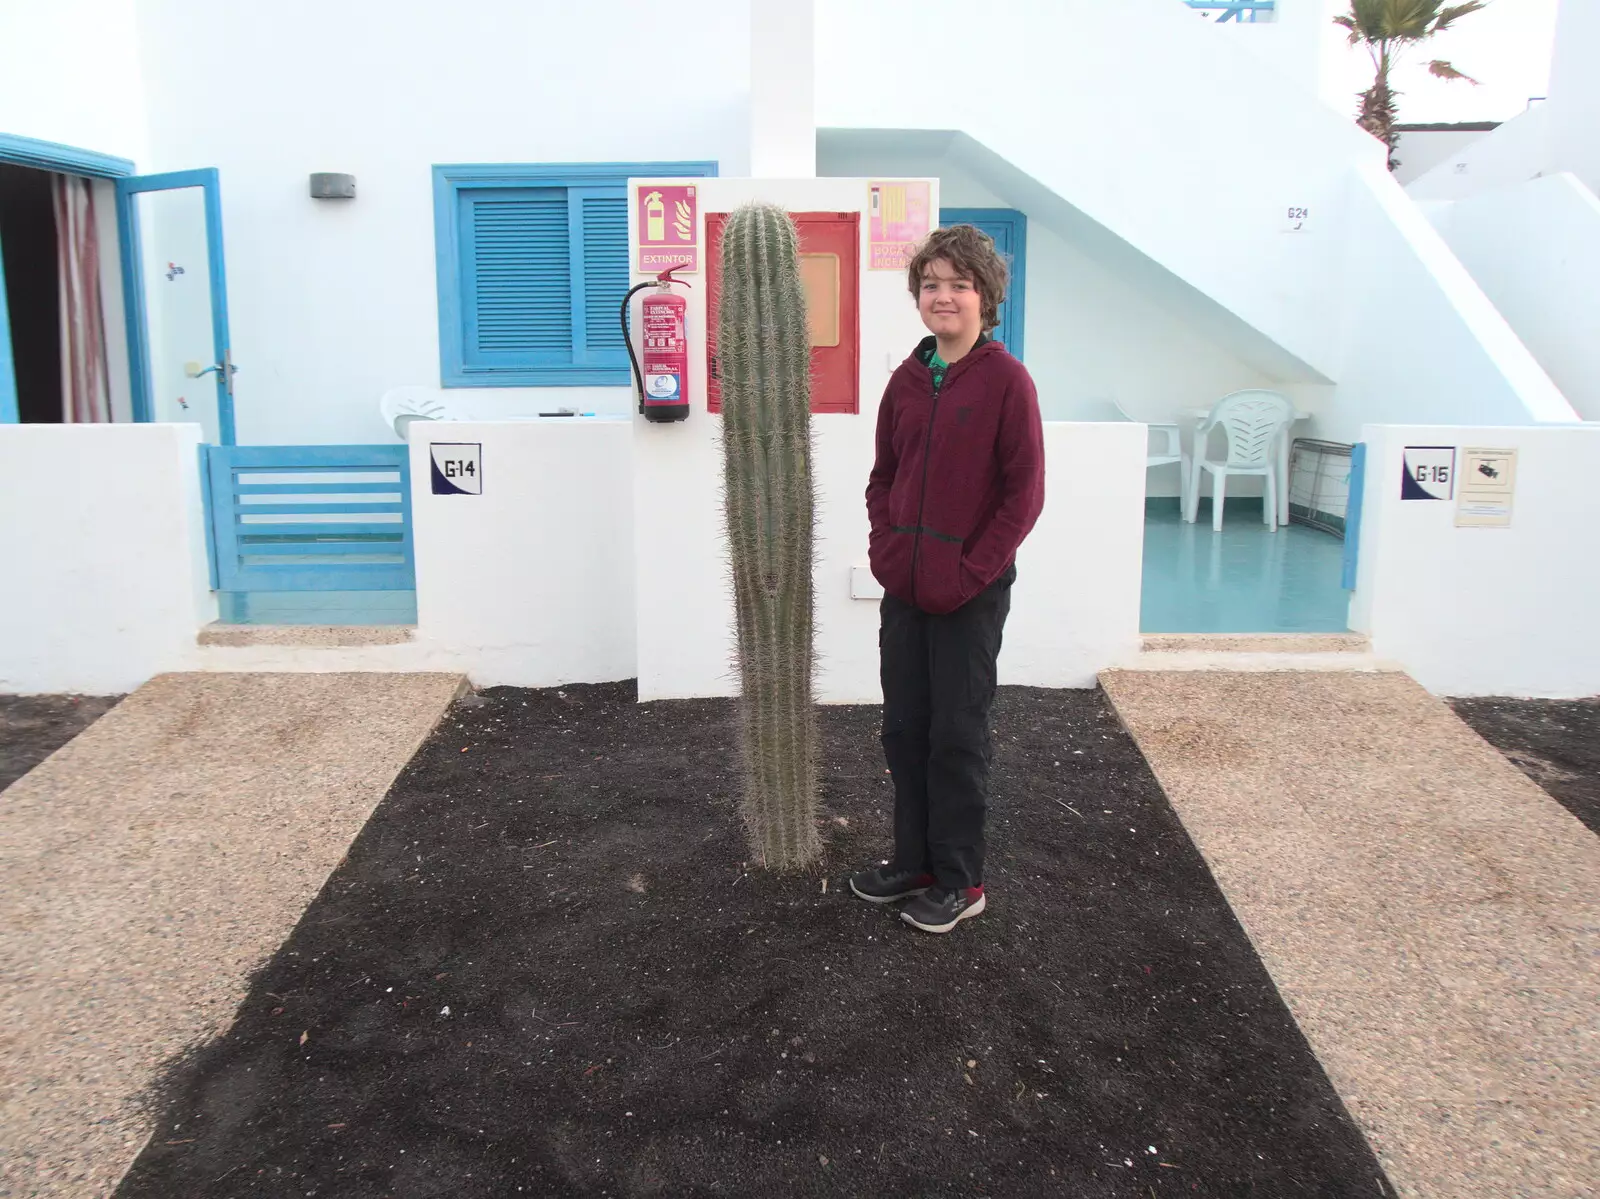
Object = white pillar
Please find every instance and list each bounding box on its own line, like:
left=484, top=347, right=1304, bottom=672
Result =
left=749, top=0, right=815, bottom=177
left=1549, top=0, right=1600, bottom=194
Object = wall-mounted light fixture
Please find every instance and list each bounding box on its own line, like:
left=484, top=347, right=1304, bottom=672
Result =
left=309, top=173, right=356, bottom=199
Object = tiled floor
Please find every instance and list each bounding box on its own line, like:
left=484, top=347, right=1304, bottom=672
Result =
left=1140, top=502, right=1349, bottom=634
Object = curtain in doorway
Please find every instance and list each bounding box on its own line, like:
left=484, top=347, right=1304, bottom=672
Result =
left=52, top=175, right=111, bottom=423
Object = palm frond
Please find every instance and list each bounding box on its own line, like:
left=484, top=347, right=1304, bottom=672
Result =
left=1427, top=59, right=1480, bottom=84
left=1433, top=2, right=1490, bottom=35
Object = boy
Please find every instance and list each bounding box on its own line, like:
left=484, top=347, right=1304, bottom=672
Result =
left=850, top=224, right=1046, bottom=934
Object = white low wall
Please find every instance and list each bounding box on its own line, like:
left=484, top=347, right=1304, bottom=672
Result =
left=1427, top=174, right=1600, bottom=421
left=1003, top=423, right=1145, bottom=689
left=1351, top=423, right=1600, bottom=698
left=0, top=424, right=214, bottom=695
left=407, top=420, right=636, bottom=689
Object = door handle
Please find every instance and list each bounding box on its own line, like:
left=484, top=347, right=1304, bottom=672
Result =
left=186, top=351, right=238, bottom=395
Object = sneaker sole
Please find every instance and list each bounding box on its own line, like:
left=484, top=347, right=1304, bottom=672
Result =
left=900, top=891, right=987, bottom=933
left=848, top=879, right=931, bottom=905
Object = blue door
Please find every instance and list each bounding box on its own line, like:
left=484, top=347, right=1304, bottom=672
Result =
left=115, top=169, right=237, bottom=444
left=939, top=207, right=1027, bottom=360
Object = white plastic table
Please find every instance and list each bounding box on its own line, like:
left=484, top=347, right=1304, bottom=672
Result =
left=1181, top=406, right=1309, bottom=527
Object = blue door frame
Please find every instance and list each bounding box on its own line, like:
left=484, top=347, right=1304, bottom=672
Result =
left=939, top=207, right=1027, bottom=360
left=115, top=168, right=236, bottom=443
left=0, top=133, right=135, bottom=425
left=1341, top=441, right=1367, bottom=591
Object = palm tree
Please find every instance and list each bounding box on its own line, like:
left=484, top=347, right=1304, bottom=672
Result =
left=1335, top=0, right=1489, bottom=171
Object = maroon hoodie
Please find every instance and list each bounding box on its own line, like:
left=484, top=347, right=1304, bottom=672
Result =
left=866, top=336, right=1046, bottom=615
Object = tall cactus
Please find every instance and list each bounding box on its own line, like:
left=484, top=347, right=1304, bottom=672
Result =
left=718, top=202, right=821, bottom=870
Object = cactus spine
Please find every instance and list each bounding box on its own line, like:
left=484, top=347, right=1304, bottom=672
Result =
left=718, top=202, right=821, bottom=870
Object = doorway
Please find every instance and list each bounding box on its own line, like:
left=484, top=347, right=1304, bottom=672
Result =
left=0, top=162, right=62, bottom=422
left=0, top=157, right=116, bottom=426
left=938, top=207, right=1027, bottom=359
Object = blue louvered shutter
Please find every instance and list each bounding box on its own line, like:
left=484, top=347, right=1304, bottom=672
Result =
left=460, top=187, right=573, bottom=369
left=457, top=185, right=630, bottom=376
left=573, top=188, right=628, bottom=364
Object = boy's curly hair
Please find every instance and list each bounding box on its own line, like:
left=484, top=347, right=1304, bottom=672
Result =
left=906, top=224, right=1010, bottom=333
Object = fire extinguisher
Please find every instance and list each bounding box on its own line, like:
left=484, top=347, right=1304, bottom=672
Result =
left=621, top=264, right=691, bottom=423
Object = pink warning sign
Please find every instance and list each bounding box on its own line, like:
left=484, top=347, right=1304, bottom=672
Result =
left=636, top=184, right=699, bottom=273
left=868, top=180, right=931, bottom=270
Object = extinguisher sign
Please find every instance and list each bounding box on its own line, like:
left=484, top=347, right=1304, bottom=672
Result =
left=636, top=184, right=699, bottom=273
left=430, top=442, right=482, bottom=495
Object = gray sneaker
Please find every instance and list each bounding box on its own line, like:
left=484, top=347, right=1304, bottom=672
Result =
left=900, top=886, right=986, bottom=933
left=848, top=865, right=935, bottom=904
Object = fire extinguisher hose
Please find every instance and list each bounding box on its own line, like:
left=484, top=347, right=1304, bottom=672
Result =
left=620, top=281, right=654, bottom=411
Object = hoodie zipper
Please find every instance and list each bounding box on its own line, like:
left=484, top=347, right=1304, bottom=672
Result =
left=908, top=377, right=944, bottom=608
left=904, top=340, right=989, bottom=608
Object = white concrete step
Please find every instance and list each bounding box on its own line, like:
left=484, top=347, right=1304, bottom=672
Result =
left=1122, top=633, right=1394, bottom=674
left=197, top=623, right=415, bottom=648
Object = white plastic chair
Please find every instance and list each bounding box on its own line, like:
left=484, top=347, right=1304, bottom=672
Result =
left=1112, top=398, right=1188, bottom=499
left=379, top=386, right=456, bottom=440
left=1182, top=389, right=1295, bottom=531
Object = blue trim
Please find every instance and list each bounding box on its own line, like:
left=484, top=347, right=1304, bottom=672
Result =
left=433, top=160, right=717, bottom=388
left=0, top=241, right=16, bottom=424
left=0, top=135, right=136, bottom=422
left=1341, top=441, right=1366, bottom=591
left=1183, top=1, right=1275, bottom=23
left=198, top=442, right=220, bottom=588
left=115, top=185, right=151, bottom=424
left=940, top=207, right=1027, bottom=361
left=115, top=169, right=235, bottom=443
left=0, top=132, right=135, bottom=178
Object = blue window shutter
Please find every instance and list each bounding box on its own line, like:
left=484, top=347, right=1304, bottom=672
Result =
left=432, top=161, right=717, bottom=387
left=576, top=190, right=629, bottom=360
left=461, top=188, right=572, bottom=367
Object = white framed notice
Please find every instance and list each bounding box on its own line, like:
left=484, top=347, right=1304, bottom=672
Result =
left=1455, top=447, right=1516, bottom=528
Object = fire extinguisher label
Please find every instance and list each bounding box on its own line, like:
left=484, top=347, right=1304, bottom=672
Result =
left=645, top=372, right=682, bottom=401
left=642, top=296, right=687, bottom=408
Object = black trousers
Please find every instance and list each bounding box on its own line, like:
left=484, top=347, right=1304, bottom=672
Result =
left=879, top=564, right=1015, bottom=892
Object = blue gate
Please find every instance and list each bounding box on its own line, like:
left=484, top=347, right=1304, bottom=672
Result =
left=202, top=445, right=415, bottom=593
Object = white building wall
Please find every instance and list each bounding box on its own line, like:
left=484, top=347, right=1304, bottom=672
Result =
left=125, top=0, right=752, bottom=447
left=0, top=0, right=149, bottom=163
left=749, top=0, right=815, bottom=177
left=817, top=135, right=1301, bottom=496
left=818, top=0, right=1568, bottom=442
left=1323, top=163, right=1573, bottom=443
left=0, top=424, right=214, bottom=695
left=1407, top=105, right=1552, bottom=202
left=818, top=0, right=1377, bottom=384
left=1548, top=0, right=1600, bottom=197
left=815, top=139, right=1289, bottom=425
left=1392, top=127, right=1498, bottom=186
left=1352, top=423, right=1600, bottom=698
left=1427, top=173, right=1600, bottom=421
